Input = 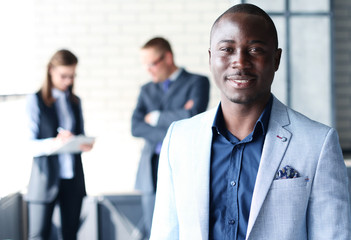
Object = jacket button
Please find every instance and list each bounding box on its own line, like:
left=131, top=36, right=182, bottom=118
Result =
left=228, top=219, right=235, bottom=225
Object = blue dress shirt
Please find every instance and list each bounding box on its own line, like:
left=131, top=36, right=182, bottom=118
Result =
left=209, top=96, right=272, bottom=240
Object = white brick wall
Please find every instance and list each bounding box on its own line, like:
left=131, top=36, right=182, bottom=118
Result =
left=0, top=0, right=238, bottom=196
left=3, top=0, right=351, bottom=196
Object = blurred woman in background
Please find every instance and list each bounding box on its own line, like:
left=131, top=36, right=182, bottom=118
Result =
left=25, top=49, right=93, bottom=240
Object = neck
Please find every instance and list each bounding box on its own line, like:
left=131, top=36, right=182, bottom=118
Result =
left=168, top=65, right=178, bottom=77
left=221, top=96, right=270, bottom=140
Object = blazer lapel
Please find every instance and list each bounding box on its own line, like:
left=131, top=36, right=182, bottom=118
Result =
left=162, top=69, right=186, bottom=98
left=158, top=70, right=184, bottom=111
left=191, top=107, right=217, bottom=238
left=246, top=97, right=292, bottom=239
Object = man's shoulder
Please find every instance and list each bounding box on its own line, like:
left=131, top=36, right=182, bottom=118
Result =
left=174, top=107, right=216, bottom=128
left=179, top=68, right=209, bottom=81
left=140, top=81, right=158, bottom=92
left=272, top=97, right=332, bottom=133
left=165, top=108, right=216, bottom=143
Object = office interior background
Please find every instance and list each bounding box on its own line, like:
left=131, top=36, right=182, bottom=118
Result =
left=0, top=0, right=351, bottom=236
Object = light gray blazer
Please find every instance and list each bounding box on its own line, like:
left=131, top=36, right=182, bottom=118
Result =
left=150, top=96, right=351, bottom=240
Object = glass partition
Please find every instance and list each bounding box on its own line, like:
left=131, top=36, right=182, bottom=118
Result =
left=290, top=16, right=331, bottom=123
left=244, top=0, right=332, bottom=125
left=290, top=0, right=329, bottom=12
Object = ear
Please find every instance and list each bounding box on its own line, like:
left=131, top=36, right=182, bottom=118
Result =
left=208, top=48, right=212, bottom=69
left=165, top=51, right=173, bottom=65
left=274, top=48, right=282, bottom=71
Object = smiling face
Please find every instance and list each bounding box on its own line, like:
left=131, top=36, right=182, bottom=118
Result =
left=209, top=12, right=282, bottom=107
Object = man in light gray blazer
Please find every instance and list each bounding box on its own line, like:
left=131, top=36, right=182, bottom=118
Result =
left=150, top=4, right=351, bottom=240
left=131, top=37, right=210, bottom=237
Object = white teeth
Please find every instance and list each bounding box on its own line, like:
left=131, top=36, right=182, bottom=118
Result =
left=233, top=80, right=249, bottom=83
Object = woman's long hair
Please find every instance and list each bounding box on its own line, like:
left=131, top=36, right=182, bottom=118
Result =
left=41, top=49, right=78, bottom=106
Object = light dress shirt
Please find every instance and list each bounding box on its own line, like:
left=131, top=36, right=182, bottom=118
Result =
left=52, top=88, right=75, bottom=179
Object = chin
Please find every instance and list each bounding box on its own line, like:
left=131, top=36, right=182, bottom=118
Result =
left=229, top=92, right=270, bottom=106
left=224, top=91, right=254, bottom=104
left=230, top=98, right=252, bottom=105
left=225, top=93, right=252, bottom=104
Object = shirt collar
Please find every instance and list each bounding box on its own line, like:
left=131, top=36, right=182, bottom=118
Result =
left=168, top=67, right=182, bottom=82
left=52, top=88, right=69, bottom=99
left=212, top=95, right=273, bottom=139
left=255, top=95, right=273, bottom=136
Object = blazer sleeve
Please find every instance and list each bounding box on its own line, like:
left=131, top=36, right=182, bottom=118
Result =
left=157, top=75, right=210, bottom=128
left=307, top=128, right=351, bottom=239
left=131, top=87, right=170, bottom=143
left=25, top=94, right=56, bottom=157
left=150, top=122, right=180, bottom=240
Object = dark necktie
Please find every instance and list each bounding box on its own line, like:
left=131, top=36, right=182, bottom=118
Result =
left=162, top=79, right=171, bottom=92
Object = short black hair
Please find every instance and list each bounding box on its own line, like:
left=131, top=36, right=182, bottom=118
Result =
left=142, top=37, right=173, bottom=55
left=210, top=3, right=279, bottom=49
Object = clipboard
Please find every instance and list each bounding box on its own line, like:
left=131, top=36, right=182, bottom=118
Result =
left=49, top=135, right=95, bottom=155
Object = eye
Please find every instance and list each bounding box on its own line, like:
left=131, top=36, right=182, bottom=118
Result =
left=219, top=47, right=234, bottom=53
left=249, top=47, right=265, bottom=54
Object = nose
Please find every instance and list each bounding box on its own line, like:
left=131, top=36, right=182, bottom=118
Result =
left=146, top=65, right=153, bottom=72
left=146, top=67, right=155, bottom=77
left=64, top=77, right=74, bottom=87
left=231, top=50, right=250, bottom=69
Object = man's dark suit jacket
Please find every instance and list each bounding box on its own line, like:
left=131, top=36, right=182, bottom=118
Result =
left=131, top=68, right=210, bottom=194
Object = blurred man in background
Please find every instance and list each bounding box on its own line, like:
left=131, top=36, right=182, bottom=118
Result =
left=131, top=37, right=210, bottom=237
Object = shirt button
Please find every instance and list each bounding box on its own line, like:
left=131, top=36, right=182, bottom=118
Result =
left=230, top=181, right=236, bottom=186
left=228, top=219, right=235, bottom=225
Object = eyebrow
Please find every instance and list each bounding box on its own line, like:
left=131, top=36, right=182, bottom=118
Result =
left=248, top=40, right=267, bottom=45
left=217, top=39, right=268, bottom=45
left=217, top=40, right=235, bottom=44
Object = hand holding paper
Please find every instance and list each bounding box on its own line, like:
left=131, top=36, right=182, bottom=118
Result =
left=79, top=140, right=94, bottom=152
left=49, top=130, right=95, bottom=155
left=56, top=128, right=74, bottom=142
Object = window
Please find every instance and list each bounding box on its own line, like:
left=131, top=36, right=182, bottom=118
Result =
left=243, top=0, right=333, bottom=125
